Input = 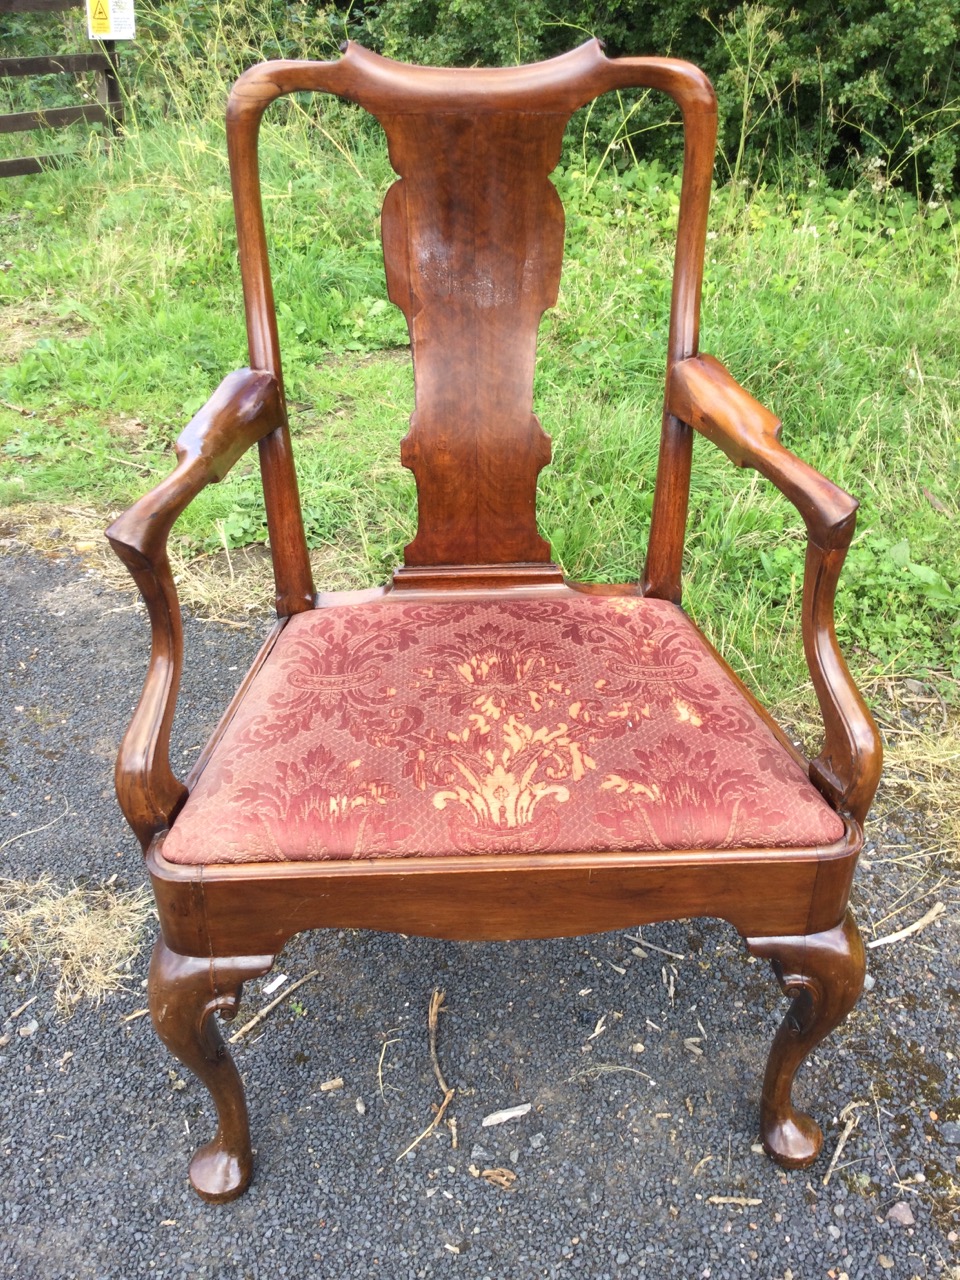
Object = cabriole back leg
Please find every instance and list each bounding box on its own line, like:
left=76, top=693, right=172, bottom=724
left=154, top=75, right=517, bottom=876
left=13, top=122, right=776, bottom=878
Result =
left=746, top=908, right=865, bottom=1167
left=148, top=938, right=274, bottom=1202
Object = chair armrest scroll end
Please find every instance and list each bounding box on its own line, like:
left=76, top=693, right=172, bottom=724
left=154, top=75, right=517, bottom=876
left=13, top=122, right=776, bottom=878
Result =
left=668, top=355, right=881, bottom=827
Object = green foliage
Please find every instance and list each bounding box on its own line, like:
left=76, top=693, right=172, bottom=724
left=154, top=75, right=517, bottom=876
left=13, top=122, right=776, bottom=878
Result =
left=0, top=10, right=958, bottom=708
left=842, top=536, right=960, bottom=672
left=3, top=1, right=958, bottom=189
left=346, top=0, right=960, bottom=194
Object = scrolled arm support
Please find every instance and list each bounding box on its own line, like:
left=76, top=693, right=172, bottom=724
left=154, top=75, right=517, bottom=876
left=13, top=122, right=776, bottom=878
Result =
left=666, top=354, right=882, bottom=825
left=106, top=369, right=285, bottom=849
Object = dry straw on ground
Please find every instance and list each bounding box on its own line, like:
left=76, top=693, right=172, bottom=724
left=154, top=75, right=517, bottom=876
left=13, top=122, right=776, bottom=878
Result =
left=0, top=875, right=153, bottom=1013
left=870, top=676, right=960, bottom=863
left=0, top=501, right=372, bottom=621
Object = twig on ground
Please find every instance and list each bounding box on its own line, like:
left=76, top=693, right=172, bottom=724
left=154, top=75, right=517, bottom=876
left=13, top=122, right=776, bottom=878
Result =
left=571, top=1062, right=656, bottom=1084
left=624, top=932, right=685, bottom=961
left=0, top=797, right=70, bottom=851
left=871, top=1082, right=900, bottom=1180
left=707, top=1195, right=761, bottom=1206
left=395, top=1088, right=455, bottom=1163
left=226, top=969, right=319, bottom=1043
left=869, top=875, right=947, bottom=931
left=822, top=1101, right=867, bottom=1186
left=867, top=902, right=945, bottom=949
left=73, top=441, right=151, bottom=472
left=396, top=987, right=455, bottom=1161
left=377, top=1029, right=400, bottom=1102
left=120, top=1007, right=150, bottom=1023
left=428, top=988, right=451, bottom=1095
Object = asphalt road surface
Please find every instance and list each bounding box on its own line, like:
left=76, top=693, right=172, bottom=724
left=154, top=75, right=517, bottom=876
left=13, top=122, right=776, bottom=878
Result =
left=1, top=548, right=958, bottom=1280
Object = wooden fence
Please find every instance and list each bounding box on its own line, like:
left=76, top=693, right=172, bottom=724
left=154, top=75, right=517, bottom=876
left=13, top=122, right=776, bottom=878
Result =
left=0, top=0, right=122, bottom=177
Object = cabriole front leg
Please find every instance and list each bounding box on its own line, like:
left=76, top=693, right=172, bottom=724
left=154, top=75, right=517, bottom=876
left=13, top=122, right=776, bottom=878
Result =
left=746, top=908, right=865, bottom=1168
left=148, top=938, right=274, bottom=1202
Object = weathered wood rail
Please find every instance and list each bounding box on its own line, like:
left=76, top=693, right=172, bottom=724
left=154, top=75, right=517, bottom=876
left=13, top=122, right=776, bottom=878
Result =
left=0, top=0, right=122, bottom=177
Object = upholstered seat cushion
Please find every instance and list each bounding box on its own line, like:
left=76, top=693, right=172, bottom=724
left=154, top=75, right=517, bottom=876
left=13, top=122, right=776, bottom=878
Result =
left=162, top=593, right=845, bottom=865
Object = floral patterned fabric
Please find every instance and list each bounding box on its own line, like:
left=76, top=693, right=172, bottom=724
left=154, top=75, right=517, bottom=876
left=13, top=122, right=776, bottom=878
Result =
left=162, top=594, right=845, bottom=865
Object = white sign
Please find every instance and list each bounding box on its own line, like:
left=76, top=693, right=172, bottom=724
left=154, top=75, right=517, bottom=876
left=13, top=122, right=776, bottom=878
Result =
left=86, top=0, right=136, bottom=41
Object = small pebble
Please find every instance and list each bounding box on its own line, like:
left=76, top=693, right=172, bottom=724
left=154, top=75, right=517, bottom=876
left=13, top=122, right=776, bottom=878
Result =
left=886, top=1201, right=915, bottom=1227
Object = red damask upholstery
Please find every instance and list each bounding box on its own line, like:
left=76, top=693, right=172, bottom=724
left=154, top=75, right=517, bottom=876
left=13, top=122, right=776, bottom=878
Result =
left=163, top=593, right=844, bottom=865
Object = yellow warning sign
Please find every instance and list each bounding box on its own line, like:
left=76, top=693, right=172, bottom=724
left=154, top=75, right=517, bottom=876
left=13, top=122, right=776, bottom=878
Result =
left=89, top=0, right=109, bottom=37
left=86, top=0, right=136, bottom=42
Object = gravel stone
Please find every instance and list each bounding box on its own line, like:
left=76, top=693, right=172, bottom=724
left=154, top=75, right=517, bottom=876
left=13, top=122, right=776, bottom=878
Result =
left=1, top=550, right=957, bottom=1280
left=887, top=1201, right=917, bottom=1227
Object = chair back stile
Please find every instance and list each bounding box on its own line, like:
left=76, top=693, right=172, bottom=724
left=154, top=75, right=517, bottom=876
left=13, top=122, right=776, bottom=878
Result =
left=225, top=41, right=717, bottom=603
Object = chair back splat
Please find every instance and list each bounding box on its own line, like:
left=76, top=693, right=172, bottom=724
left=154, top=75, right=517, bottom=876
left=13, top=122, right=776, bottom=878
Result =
left=226, top=40, right=717, bottom=599
left=106, top=41, right=882, bottom=1204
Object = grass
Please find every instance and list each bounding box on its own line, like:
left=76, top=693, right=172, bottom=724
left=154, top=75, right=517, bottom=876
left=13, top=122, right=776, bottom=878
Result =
left=0, top=876, right=152, bottom=1013
left=870, top=679, right=960, bottom=862
left=0, top=34, right=958, bottom=721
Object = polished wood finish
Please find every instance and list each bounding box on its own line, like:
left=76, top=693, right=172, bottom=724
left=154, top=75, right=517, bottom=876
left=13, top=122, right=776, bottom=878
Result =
left=107, top=42, right=883, bottom=1199
left=149, top=941, right=274, bottom=1202
left=383, top=107, right=560, bottom=567
left=106, top=369, right=285, bottom=847
left=150, top=836, right=859, bottom=959
left=226, top=40, right=716, bottom=593
left=666, top=355, right=882, bottom=823
left=747, top=909, right=865, bottom=1166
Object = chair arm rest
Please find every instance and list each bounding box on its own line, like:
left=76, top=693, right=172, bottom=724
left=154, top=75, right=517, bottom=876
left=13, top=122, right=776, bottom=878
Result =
left=667, top=354, right=857, bottom=549
left=666, top=354, right=882, bottom=826
left=105, top=369, right=283, bottom=848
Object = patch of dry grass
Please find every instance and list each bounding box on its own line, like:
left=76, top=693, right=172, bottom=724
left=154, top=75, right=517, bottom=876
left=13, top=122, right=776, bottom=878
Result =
left=868, top=676, right=960, bottom=863
left=0, top=875, right=153, bottom=1013
left=0, top=501, right=371, bottom=619
left=879, top=728, right=960, bottom=858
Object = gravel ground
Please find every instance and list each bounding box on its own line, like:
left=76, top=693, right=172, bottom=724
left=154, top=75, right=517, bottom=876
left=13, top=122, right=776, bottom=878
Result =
left=1, top=547, right=958, bottom=1280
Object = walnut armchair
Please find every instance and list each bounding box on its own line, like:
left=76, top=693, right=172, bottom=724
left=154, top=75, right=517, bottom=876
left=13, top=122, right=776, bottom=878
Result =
left=107, top=41, right=882, bottom=1203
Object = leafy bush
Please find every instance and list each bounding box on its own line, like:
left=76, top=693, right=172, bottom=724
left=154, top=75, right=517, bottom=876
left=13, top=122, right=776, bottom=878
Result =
left=347, top=0, right=960, bottom=193
left=5, top=2, right=956, bottom=189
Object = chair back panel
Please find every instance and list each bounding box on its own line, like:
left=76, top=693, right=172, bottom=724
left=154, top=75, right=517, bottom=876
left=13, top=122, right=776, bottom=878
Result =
left=381, top=109, right=567, bottom=566
left=226, top=41, right=717, bottom=596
